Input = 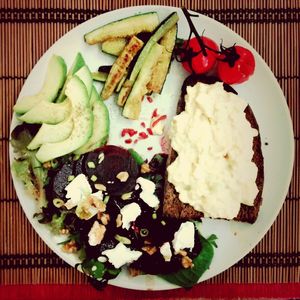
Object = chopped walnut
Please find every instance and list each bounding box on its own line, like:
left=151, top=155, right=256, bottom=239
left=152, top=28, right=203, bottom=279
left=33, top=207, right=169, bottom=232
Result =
left=116, top=171, right=129, bottom=182
left=141, top=163, right=151, bottom=174
left=88, top=194, right=106, bottom=212
left=42, top=161, right=52, bottom=169
left=142, top=245, right=157, bottom=255
left=62, top=240, right=77, bottom=253
left=128, top=267, right=143, bottom=277
left=116, top=213, right=122, bottom=228
left=178, top=249, right=187, bottom=257
left=97, top=212, right=110, bottom=225
left=181, top=256, right=194, bottom=269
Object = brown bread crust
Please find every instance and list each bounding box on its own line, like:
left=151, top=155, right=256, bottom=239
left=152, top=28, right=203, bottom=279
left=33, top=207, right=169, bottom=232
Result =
left=163, top=75, right=264, bottom=224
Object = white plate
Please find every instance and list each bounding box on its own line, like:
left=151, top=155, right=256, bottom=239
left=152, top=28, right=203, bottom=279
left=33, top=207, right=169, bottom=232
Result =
left=10, top=5, right=294, bottom=291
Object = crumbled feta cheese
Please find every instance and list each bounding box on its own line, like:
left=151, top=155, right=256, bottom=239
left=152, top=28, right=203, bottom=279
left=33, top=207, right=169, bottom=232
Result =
left=172, top=221, right=195, bottom=253
left=88, top=221, right=106, bottom=246
left=102, top=242, right=142, bottom=268
left=136, top=177, right=160, bottom=208
left=64, top=174, right=92, bottom=209
left=160, top=242, right=172, bottom=262
left=120, top=203, right=141, bottom=230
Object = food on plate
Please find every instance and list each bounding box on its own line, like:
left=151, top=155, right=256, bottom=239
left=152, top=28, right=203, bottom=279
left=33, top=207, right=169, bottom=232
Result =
left=217, top=45, right=255, bottom=84
left=181, top=36, right=219, bottom=74
left=12, top=132, right=217, bottom=288
left=85, top=12, right=179, bottom=119
left=163, top=75, right=264, bottom=223
left=101, top=36, right=144, bottom=100
left=101, top=37, right=128, bottom=56
left=176, top=8, right=255, bottom=85
left=122, top=43, right=163, bottom=119
left=84, top=12, right=160, bottom=44
left=119, top=12, right=178, bottom=116
left=147, top=25, right=177, bottom=94
left=13, top=55, right=67, bottom=114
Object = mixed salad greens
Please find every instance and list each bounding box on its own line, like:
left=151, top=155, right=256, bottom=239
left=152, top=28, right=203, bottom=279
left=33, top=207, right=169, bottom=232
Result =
left=11, top=7, right=256, bottom=289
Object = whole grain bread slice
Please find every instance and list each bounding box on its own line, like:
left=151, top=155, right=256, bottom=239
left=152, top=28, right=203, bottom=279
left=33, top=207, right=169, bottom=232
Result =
left=163, top=75, right=264, bottom=224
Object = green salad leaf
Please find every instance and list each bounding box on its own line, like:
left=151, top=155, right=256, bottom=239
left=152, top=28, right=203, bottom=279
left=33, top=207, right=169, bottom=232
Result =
left=11, top=124, right=48, bottom=206
left=160, top=234, right=218, bottom=288
left=50, top=213, right=67, bottom=234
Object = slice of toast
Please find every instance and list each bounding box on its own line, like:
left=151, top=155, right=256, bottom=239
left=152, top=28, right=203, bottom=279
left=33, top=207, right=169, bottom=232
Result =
left=163, top=75, right=264, bottom=224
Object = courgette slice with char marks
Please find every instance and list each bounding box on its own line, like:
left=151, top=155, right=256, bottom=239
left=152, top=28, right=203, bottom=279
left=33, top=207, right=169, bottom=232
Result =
left=102, top=37, right=127, bottom=56
left=101, top=36, right=144, bottom=100
left=84, top=12, right=159, bottom=44
left=122, top=43, right=164, bottom=120
left=147, top=24, right=177, bottom=94
left=117, top=12, right=179, bottom=106
left=92, top=71, right=108, bottom=82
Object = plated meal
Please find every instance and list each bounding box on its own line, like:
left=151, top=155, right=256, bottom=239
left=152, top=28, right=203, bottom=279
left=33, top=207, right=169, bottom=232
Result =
left=10, top=6, right=294, bottom=290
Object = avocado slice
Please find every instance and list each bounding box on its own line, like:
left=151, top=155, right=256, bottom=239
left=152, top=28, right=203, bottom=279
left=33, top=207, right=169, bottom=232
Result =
left=14, top=55, right=67, bottom=114
left=27, top=114, right=73, bottom=150
left=56, top=53, right=86, bottom=103
left=74, top=87, right=109, bottom=155
left=36, top=76, right=93, bottom=163
left=18, top=98, right=71, bottom=124
left=75, top=65, right=93, bottom=99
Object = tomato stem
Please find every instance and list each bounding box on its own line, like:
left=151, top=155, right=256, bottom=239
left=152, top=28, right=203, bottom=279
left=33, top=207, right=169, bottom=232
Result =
left=182, top=8, right=208, bottom=56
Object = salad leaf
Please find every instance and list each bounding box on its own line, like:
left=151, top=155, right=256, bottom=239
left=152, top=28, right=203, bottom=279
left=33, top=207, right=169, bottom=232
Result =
left=11, top=124, right=48, bottom=206
left=128, top=148, right=144, bottom=165
left=160, top=234, right=217, bottom=288
left=50, top=213, right=67, bottom=234
left=81, top=259, right=106, bottom=279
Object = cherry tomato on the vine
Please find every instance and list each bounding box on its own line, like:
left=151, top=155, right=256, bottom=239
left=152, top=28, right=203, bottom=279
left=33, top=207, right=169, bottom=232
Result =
left=217, top=45, right=255, bottom=84
left=181, top=37, right=219, bottom=74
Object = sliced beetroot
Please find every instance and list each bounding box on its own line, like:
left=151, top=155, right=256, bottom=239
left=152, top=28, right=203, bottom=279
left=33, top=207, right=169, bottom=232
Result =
left=84, top=145, right=139, bottom=195
left=51, top=159, right=75, bottom=200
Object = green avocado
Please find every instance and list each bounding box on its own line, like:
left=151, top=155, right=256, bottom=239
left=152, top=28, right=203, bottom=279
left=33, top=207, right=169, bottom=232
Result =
left=36, top=76, right=93, bottom=162
left=14, top=55, right=67, bottom=114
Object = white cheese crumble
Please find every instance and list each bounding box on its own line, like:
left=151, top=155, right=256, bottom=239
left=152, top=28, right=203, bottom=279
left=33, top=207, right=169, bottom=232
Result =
left=136, top=177, right=160, bottom=208
left=168, top=82, right=259, bottom=219
left=160, top=242, right=172, bottom=262
left=88, top=221, right=106, bottom=246
left=64, top=174, right=92, bottom=209
left=172, top=221, right=195, bottom=254
left=102, top=242, right=142, bottom=268
left=120, top=203, right=141, bottom=230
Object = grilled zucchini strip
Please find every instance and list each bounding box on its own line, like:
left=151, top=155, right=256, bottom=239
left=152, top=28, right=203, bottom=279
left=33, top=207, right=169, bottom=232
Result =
left=101, top=36, right=144, bottom=100
left=148, top=25, right=177, bottom=94
left=122, top=43, right=164, bottom=120
left=84, top=12, right=159, bottom=44
left=102, top=38, right=127, bottom=56
left=117, top=12, right=179, bottom=105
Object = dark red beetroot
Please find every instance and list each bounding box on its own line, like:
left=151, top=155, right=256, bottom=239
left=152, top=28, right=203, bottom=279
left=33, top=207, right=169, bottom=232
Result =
left=84, top=145, right=139, bottom=196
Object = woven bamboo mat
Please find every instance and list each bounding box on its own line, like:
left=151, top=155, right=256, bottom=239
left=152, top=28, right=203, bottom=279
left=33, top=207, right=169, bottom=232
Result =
left=1, top=0, right=299, bottom=287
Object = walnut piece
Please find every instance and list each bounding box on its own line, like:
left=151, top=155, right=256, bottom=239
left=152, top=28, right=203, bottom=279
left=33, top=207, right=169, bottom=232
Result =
left=181, top=256, right=194, bottom=269
left=142, top=245, right=157, bottom=255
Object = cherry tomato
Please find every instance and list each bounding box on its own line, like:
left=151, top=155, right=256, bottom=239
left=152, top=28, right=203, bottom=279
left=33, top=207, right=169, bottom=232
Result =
left=181, top=37, right=219, bottom=74
left=217, top=46, right=255, bottom=84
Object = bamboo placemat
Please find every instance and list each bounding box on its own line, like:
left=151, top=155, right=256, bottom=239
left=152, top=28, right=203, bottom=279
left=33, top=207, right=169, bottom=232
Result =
left=1, top=0, right=299, bottom=288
